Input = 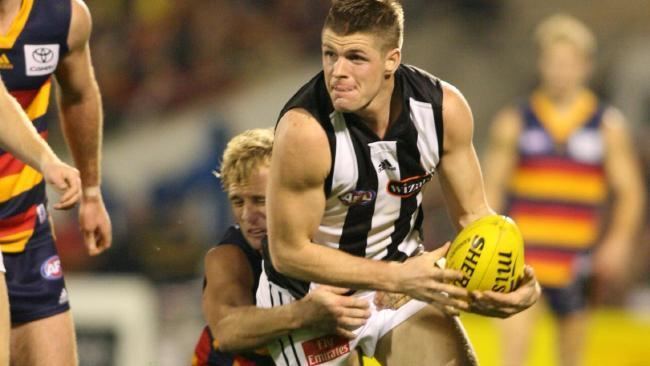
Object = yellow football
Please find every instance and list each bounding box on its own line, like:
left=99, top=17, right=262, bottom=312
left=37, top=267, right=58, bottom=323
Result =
left=445, top=215, right=524, bottom=292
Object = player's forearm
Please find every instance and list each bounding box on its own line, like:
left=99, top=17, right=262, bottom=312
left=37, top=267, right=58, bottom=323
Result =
left=483, top=157, right=511, bottom=213
left=58, top=84, right=102, bottom=187
left=271, top=239, right=401, bottom=292
left=0, top=93, right=60, bottom=171
left=604, top=176, right=646, bottom=245
left=209, top=303, right=305, bottom=352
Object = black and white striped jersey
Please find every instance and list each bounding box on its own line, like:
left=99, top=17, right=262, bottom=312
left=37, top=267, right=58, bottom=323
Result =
left=264, top=64, right=444, bottom=298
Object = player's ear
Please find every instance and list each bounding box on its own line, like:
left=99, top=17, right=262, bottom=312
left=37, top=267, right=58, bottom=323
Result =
left=384, top=48, right=401, bottom=78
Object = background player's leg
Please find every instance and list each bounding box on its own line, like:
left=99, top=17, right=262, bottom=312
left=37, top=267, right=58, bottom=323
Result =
left=557, top=310, right=587, bottom=366
left=500, top=299, right=540, bottom=366
left=375, top=305, right=477, bottom=366
left=0, top=273, right=8, bottom=366
left=10, top=311, right=77, bottom=366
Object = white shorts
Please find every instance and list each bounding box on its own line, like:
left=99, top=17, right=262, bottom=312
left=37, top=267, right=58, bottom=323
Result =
left=0, top=251, right=4, bottom=272
left=256, top=264, right=427, bottom=366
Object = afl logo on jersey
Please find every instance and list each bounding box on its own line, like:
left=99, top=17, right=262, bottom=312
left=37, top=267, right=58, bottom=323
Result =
left=339, top=190, right=376, bottom=206
left=41, top=255, right=63, bottom=280
left=24, top=44, right=60, bottom=76
left=387, top=173, right=432, bottom=198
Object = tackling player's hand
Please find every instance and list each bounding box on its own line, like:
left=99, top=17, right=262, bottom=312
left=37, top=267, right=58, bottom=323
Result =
left=467, top=265, right=540, bottom=318
left=394, top=242, right=469, bottom=315
left=79, top=187, right=112, bottom=256
left=299, top=285, right=371, bottom=339
left=41, top=159, right=81, bottom=210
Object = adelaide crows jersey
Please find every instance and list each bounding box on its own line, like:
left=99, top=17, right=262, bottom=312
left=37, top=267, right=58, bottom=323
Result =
left=0, top=0, right=70, bottom=253
left=264, top=64, right=445, bottom=298
left=505, top=90, right=608, bottom=287
left=192, top=225, right=273, bottom=366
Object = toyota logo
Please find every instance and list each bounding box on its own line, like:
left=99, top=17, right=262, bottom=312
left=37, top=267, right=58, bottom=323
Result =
left=32, top=48, right=54, bottom=63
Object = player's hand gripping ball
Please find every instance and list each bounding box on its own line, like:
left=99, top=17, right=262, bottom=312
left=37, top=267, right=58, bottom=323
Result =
left=445, top=215, right=524, bottom=293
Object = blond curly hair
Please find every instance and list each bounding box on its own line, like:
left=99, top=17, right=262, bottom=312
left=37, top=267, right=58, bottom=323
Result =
left=216, top=128, right=273, bottom=192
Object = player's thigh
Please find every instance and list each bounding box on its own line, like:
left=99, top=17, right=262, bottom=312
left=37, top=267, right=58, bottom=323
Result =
left=375, top=305, right=477, bottom=366
left=10, top=310, right=77, bottom=366
left=500, top=298, right=540, bottom=340
left=499, top=298, right=542, bottom=366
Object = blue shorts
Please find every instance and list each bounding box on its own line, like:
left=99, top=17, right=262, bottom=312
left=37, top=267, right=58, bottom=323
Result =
left=543, top=265, right=592, bottom=317
left=3, top=220, right=70, bottom=324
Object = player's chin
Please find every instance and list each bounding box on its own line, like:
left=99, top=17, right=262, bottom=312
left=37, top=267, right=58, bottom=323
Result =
left=244, top=234, right=265, bottom=251
left=330, top=97, right=360, bottom=112
left=332, top=102, right=359, bottom=113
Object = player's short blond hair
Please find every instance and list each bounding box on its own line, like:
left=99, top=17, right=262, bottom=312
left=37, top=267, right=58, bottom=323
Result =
left=534, top=14, right=596, bottom=56
left=324, top=0, right=404, bottom=51
left=216, top=128, right=273, bottom=192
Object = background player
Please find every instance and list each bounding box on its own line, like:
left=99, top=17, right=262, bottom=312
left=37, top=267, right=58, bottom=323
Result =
left=484, top=14, right=646, bottom=366
left=0, top=75, right=81, bottom=365
left=0, top=0, right=111, bottom=364
left=193, top=128, right=370, bottom=366
left=258, top=1, right=541, bottom=365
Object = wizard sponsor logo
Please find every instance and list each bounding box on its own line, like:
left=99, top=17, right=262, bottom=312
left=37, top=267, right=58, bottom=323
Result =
left=386, top=172, right=432, bottom=197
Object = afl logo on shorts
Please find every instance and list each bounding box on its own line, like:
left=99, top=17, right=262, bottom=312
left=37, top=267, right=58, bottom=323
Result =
left=41, top=255, right=63, bottom=280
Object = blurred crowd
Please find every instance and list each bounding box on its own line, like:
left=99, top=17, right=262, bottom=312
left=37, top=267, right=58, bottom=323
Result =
left=88, top=0, right=330, bottom=131
left=86, top=0, right=501, bottom=133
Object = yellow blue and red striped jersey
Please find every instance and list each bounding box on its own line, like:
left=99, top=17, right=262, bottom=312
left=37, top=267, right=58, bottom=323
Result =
left=0, top=0, right=70, bottom=253
left=506, top=90, right=608, bottom=287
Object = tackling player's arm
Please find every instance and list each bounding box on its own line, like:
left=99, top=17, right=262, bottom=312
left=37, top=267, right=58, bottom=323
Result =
left=436, top=83, right=540, bottom=317
left=268, top=109, right=468, bottom=307
left=55, top=0, right=111, bottom=254
left=483, top=106, right=522, bottom=212
left=203, top=245, right=370, bottom=350
left=592, top=108, right=645, bottom=284
left=0, top=78, right=80, bottom=209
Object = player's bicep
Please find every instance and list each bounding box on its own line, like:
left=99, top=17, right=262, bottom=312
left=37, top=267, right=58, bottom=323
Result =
left=55, top=0, right=96, bottom=102
left=267, top=110, right=330, bottom=257
left=437, top=83, right=492, bottom=229
left=202, top=246, right=255, bottom=322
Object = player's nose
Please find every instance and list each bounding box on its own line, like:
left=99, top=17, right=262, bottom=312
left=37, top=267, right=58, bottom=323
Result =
left=241, top=202, right=261, bottom=223
left=332, top=58, right=349, bottom=78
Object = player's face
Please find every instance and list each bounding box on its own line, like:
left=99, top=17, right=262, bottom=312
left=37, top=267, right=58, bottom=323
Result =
left=538, top=41, right=592, bottom=97
left=228, top=166, right=268, bottom=251
left=321, top=28, right=397, bottom=112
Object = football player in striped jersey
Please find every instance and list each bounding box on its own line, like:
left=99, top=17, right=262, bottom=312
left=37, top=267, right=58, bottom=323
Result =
left=485, top=14, right=645, bottom=366
left=258, top=1, right=541, bottom=365
left=0, top=75, right=81, bottom=366
left=0, top=0, right=111, bottom=364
